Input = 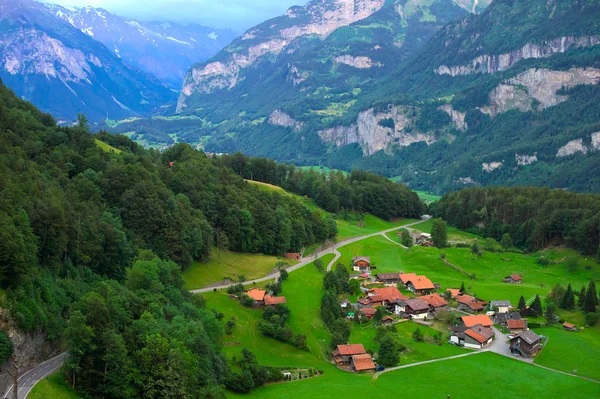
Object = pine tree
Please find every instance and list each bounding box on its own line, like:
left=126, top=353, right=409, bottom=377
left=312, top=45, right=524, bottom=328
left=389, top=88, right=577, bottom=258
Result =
left=431, top=218, right=448, bottom=248
left=584, top=281, right=597, bottom=313
left=544, top=303, right=557, bottom=325
left=378, top=335, right=399, bottom=367
left=460, top=281, right=465, bottom=294
left=578, top=286, right=586, bottom=308
left=561, top=284, right=575, bottom=310
left=501, top=233, right=513, bottom=249
left=517, top=296, right=527, bottom=313
left=530, top=295, right=543, bottom=316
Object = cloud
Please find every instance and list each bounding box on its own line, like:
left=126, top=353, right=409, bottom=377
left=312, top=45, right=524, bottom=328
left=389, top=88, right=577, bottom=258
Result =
left=43, top=0, right=309, bottom=31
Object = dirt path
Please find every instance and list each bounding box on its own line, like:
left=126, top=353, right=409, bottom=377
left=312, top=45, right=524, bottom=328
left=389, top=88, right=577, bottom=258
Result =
left=372, top=351, right=483, bottom=380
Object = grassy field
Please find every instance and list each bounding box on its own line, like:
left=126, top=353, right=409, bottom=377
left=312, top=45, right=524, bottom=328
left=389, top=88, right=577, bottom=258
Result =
left=535, top=326, right=600, bottom=380
left=229, top=352, right=600, bottom=399
left=414, top=190, right=441, bottom=202
left=182, top=249, right=292, bottom=289
left=337, top=235, right=600, bottom=306
left=409, top=219, right=480, bottom=243
left=29, top=372, right=81, bottom=399
left=336, top=216, right=419, bottom=241
left=94, top=139, right=122, bottom=154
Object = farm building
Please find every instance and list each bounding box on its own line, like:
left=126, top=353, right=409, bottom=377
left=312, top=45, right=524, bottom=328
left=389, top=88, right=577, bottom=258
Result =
left=457, top=295, right=488, bottom=312
left=490, top=300, right=513, bottom=313
left=461, top=314, right=494, bottom=328
left=506, top=319, right=527, bottom=333
left=510, top=330, right=542, bottom=358
left=352, top=257, right=371, bottom=272
left=563, top=322, right=578, bottom=332
left=285, top=253, right=301, bottom=261
left=503, top=274, right=522, bottom=284
left=332, top=344, right=367, bottom=364
left=264, top=295, right=287, bottom=306
left=246, top=288, right=266, bottom=306
left=351, top=354, right=376, bottom=372
left=362, top=307, right=376, bottom=319
left=494, top=312, right=523, bottom=328
left=375, top=273, right=401, bottom=285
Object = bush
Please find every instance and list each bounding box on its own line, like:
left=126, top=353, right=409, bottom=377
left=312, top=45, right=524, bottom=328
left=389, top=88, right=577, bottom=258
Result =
left=585, top=312, right=599, bottom=326
left=412, top=327, right=424, bottom=342
left=0, top=331, right=13, bottom=363
left=455, top=243, right=470, bottom=248
left=537, top=256, right=551, bottom=266
left=241, top=295, right=254, bottom=307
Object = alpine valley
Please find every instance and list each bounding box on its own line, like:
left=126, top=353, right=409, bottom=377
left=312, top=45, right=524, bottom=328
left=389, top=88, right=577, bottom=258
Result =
left=107, top=0, right=600, bottom=194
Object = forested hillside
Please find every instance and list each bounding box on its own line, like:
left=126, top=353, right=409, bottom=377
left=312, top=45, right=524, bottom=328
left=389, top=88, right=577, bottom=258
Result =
left=431, top=187, right=600, bottom=255
left=0, top=77, right=424, bottom=397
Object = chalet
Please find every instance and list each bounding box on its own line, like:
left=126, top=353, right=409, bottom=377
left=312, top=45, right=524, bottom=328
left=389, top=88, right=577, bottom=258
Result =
left=411, top=233, right=431, bottom=245
left=392, top=299, right=407, bottom=316
left=509, top=330, right=542, bottom=358
left=494, top=312, right=523, bottom=327
left=351, top=354, right=376, bottom=372
left=446, top=288, right=461, bottom=299
left=506, top=319, right=527, bottom=333
left=369, top=287, right=407, bottom=303
left=246, top=288, right=266, bottom=306
left=421, top=293, right=448, bottom=310
left=401, top=274, right=435, bottom=295
left=563, top=322, right=578, bottom=332
left=352, top=257, right=371, bottom=272
left=464, top=325, right=495, bottom=349
left=375, top=273, right=401, bottom=285
left=367, top=295, right=385, bottom=307
left=457, top=295, right=488, bottom=313
left=264, top=295, right=287, bottom=306
left=285, top=253, right=301, bottom=261
left=362, top=307, right=376, bottom=319
left=490, top=300, right=513, bottom=314
left=331, top=344, right=366, bottom=364
left=381, top=316, right=394, bottom=325
left=461, top=314, right=494, bottom=328
left=404, top=298, right=430, bottom=319
left=503, top=274, right=522, bottom=284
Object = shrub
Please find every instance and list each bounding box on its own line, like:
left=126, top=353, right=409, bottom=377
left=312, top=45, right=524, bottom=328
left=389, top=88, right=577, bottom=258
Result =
left=585, top=312, right=599, bottom=326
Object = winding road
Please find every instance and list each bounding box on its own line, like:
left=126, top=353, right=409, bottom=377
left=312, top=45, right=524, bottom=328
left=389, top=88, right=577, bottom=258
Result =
left=3, top=353, right=66, bottom=399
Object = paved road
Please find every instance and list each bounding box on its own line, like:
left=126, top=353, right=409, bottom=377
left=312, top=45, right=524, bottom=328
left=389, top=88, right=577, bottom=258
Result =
left=191, top=219, right=426, bottom=294
left=326, top=249, right=341, bottom=272
left=4, top=353, right=66, bottom=399
left=373, top=351, right=483, bottom=379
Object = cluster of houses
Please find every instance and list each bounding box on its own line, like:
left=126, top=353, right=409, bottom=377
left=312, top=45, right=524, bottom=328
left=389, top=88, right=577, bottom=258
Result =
left=331, top=344, right=376, bottom=372
left=396, top=232, right=434, bottom=247
left=246, top=288, right=287, bottom=307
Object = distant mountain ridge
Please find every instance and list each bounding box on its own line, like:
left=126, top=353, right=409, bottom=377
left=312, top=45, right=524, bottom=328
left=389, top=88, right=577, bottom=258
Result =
left=0, top=0, right=177, bottom=121
left=45, top=3, right=237, bottom=88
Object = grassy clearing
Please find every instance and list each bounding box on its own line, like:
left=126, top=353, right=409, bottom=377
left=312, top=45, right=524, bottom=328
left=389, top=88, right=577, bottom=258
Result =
left=201, top=255, right=335, bottom=367
left=182, top=249, right=291, bottom=289
left=246, top=180, right=292, bottom=196
left=94, top=139, right=121, bottom=154
left=228, top=352, right=599, bottom=399
left=414, top=190, right=441, bottom=202
left=411, top=219, right=480, bottom=243
left=29, top=372, right=81, bottom=399
left=535, top=326, right=600, bottom=380
left=336, top=216, right=419, bottom=241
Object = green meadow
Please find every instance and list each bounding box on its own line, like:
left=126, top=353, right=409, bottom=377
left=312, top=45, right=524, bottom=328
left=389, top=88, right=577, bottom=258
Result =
left=182, top=249, right=291, bottom=289
left=409, top=219, right=481, bottom=243
left=94, top=139, right=122, bottom=154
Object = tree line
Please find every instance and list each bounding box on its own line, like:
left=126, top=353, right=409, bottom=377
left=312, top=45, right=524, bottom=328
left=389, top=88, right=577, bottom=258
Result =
left=219, top=153, right=425, bottom=221
left=431, top=186, right=600, bottom=255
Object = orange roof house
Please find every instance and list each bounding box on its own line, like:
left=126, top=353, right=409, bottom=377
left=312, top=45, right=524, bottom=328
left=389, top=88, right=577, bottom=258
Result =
left=264, top=295, right=287, bottom=306
left=351, top=354, right=376, bottom=372
left=457, top=295, right=488, bottom=312
left=362, top=307, right=376, bottom=318
left=285, top=253, right=301, bottom=261
left=337, top=344, right=366, bottom=356
left=447, top=289, right=461, bottom=298
left=369, top=287, right=408, bottom=302
left=404, top=275, right=435, bottom=294
left=421, top=293, right=448, bottom=308
left=503, top=274, right=522, bottom=284
left=461, top=315, right=493, bottom=328
left=507, top=319, right=527, bottom=331
left=246, top=288, right=266, bottom=302
left=399, top=273, right=418, bottom=284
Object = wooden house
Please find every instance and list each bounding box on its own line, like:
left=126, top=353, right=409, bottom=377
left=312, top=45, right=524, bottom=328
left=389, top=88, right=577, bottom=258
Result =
left=403, top=298, right=429, bottom=319
left=285, top=253, right=301, bottom=261
left=352, top=257, right=371, bottom=272
left=331, top=344, right=367, bottom=364
left=509, top=330, right=542, bottom=357
left=563, top=322, right=578, bottom=332
left=264, top=295, right=287, bottom=306
left=351, top=354, right=375, bottom=372
left=503, top=274, right=522, bottom=284
left=506, top=319, right=527, bottom=333
left=246, top=288, right=266, bottom=306
left=490, top=300, right=513, bottom=314
left=375, top=273, right=401, bottom=285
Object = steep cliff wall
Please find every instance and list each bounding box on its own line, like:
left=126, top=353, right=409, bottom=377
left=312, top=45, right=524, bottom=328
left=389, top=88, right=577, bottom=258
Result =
left=268, top=110, right=304, bottom=131
left=435, top=36, right=600, bottom=76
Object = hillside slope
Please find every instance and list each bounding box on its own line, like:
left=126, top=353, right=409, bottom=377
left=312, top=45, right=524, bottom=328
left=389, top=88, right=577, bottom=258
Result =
left=0, top=0, right=176, bottom=122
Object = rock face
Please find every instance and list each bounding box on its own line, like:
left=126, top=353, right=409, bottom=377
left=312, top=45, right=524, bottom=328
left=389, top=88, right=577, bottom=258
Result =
left=436, top=36, right=600, bottom=76
left=439, top=104, right=467, bottom=131
left=516, top=153, right=538, bottom=166
left=557, top=139, right=588, bottom=157
left=334, top=55, right=382, bottom=68
left=318, top=106, right=436, bottom=156
left=177, top=0, right=385, bottom=111
left=269, top=110, right=304, bottom=131
left=482, top=162, right=502, bottom=172
left=592, top=132, right=600, bottom=150
left=455, top=177, right=477, bottom=185
left=480, top=68, right=600, bottom=117
left=46, top=4, right=236, bottom=88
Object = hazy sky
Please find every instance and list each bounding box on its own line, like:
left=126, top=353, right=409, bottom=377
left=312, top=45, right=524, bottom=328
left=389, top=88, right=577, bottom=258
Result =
left=43, top=0, right=310, bottom=31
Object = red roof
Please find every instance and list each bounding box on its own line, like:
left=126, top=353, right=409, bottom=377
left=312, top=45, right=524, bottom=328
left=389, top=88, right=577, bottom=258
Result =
left=421, top=293, right=448, bottom=308
left=465, top=329, right=487, bottom=343
left=362, top=307, right=376, bottom=316
left=246, top=288, right=266, bottom=301
left=563, top=322, right=576, bottom=329
left=369, top=287, right=408, bottom=302
left=352, top=354, right=375, bottom=371
left=381, top=316, right=394, bottom=322
left=508, top=274, right=522, bottom=281
left=507, top=319, right=526, bottom=330
left=399, top=273, right=418, bottom=284
left=461, top=315, right=493, bottom=328
left=337, top=344, right=366, bottom=356
left=447, top=289, right=460, bottom=298
left=264, top=295, right=286, bottom=306
left=405, top=275, right=435, bottom=290
left=457, top=295, right=476, bottom=304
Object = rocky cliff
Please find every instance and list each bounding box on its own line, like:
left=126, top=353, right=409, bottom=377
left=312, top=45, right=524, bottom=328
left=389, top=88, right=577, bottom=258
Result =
left=436, top=36, right=600, bottom=76
left=480, top=68, right=600, bottom=117
left=269, top=110, right=304, bottom=131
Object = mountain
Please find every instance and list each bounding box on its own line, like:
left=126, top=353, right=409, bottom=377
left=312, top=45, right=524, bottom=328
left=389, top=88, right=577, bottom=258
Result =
left=45, top=3, right=237, bottom=88
left=0, top=0, right=177, bottom=122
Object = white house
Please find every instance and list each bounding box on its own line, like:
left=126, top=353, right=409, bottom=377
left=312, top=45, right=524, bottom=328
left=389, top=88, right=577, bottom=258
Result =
left=490, top=300, right=513, bottom=314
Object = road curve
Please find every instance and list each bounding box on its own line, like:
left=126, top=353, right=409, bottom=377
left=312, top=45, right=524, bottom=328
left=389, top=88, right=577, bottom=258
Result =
left=190, top=220, right=426, bottom=294
left=4, top=353, right=66, bottom=399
